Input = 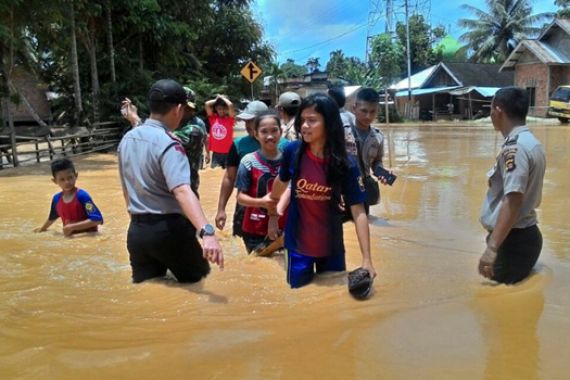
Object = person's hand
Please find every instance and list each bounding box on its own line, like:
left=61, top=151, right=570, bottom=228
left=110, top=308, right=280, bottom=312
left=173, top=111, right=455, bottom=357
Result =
left=215, top=209, right=227, bottom=230
left=205, top=153, right=211, bottom=164
left=63, top=225, right=74, bottom=237
left=202, top=235, right=224, bottom=270
left=267, top=217, right=281, bottom=241
left=378, top=169, right=393, bottom=185
left=276, top=198, right=289, bottom=217
left=121, top=98, right=140, bottom=126
left=361, top=259, right=377, bottom=279
left=479, top=246, right=497, bottom=279
left=261, top=193, right=278, bottom=215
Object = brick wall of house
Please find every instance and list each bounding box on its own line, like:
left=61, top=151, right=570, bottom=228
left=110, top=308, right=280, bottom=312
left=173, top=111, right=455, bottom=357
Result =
left=514, top=63, right=549, bottom=117
left=550, top=66, right=570, bottom=92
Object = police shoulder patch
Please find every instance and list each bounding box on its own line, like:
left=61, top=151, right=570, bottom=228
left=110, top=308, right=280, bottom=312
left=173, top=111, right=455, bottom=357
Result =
left=502, top=147, right=517, bottom=172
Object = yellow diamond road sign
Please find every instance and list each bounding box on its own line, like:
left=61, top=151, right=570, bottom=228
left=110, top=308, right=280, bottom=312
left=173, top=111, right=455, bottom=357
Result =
left=241, top=61, right=262, bottom=83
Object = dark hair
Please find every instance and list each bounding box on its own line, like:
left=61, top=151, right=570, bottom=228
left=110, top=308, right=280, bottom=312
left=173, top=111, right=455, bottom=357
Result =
left=148, top=100, right=178, bottom=115
left=294, top=93, right=348, bottom=188
left=328, top=86, right=346, bottom=108
left=493, top=86, right=529, bottom=120
left=214, top=98, right=228, bottom=108
left=281, top=106, right=298, bottom=118
left=254, top=111, right=281, bottom=132
left=356, top=87, right=380, bottom=104
left=51, top=158, right=75, bottom=177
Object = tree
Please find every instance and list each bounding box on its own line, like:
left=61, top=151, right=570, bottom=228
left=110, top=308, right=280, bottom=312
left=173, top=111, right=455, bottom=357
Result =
left=1, top=0, right=273, bottom=129
left=458, top=0, right=553, bottom=63
left=396, top=14, right=445, bottom=73
left=281, top=59, right=306, bottom=78
left=306, top=57, right=321, bottom=73
left=76, top=1, right=104, bottom=124
left=370, top=33, right=405, bottom=124
left=68, top=1, right=83, bottom=122
left=265, top=63, right=287, bottom=104
left=556, top=0, right=570, bottom=17
left=105, top=0, right=116, bottom=84
left=326, top=50, right=347, bottom=78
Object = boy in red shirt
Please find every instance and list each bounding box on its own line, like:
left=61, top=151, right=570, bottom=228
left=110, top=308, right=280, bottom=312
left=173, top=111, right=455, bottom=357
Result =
left=34, top=158, right=103, bottom=236
left=205, top=95, right=235, bottom=169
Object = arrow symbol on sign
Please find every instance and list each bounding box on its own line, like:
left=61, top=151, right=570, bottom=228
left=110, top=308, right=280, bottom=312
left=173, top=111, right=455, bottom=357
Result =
left=247, top=62, right=258, bottom=80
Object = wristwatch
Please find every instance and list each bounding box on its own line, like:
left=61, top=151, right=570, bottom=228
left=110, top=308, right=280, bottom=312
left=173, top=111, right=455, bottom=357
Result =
left=199, top=223, right=215, bottom=238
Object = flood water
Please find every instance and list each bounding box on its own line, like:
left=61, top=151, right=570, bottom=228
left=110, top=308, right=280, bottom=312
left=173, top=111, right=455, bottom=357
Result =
left=1, top=124, right=569, bottom=379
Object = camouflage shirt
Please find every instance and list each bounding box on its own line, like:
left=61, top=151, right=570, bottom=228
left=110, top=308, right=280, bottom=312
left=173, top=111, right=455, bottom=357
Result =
left=173, top=117, right=207, bottom=172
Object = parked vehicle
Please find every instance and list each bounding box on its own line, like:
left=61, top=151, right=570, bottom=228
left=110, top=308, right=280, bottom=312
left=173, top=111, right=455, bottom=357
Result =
left=548, top=85, right=570, bottom=124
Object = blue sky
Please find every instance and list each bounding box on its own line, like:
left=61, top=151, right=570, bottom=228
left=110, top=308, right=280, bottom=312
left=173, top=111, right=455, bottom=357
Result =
left=251, top=0, right=557, bottom=66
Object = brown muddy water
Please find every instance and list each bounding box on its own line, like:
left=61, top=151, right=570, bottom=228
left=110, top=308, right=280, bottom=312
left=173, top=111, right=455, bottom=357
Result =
left=1, top=125, right=569, bottom=379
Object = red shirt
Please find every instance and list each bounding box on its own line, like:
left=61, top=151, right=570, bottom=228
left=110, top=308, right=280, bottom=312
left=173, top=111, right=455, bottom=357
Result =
left=294, top=148, right=333, bottom=257
left=49, top=188, right=103, bottom=232
left=208, top=115, right=235, bottom=154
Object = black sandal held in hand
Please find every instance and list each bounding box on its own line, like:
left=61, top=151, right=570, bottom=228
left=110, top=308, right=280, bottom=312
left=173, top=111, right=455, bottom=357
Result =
left=348, top=267, right=373, bottom=300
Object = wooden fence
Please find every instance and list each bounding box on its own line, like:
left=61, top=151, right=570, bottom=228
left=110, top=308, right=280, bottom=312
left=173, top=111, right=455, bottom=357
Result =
left=0, top=121, right=124, bottom=169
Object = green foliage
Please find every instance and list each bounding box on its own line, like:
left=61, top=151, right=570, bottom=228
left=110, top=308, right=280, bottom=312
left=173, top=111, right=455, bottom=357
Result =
left=458, top=0, right=553, bottom=63
left=326, top=50, right=347, bottom=78
left=0, top=0, right=272, bottom=125
left=556, top=0, right=570, bottom=17
left=324, top=50, right=373, bottom=86
left=370, top=34, right=405, bottom=88
left=305, top=57, right=321, bottom=73
left=280, top=59, right=306, bottom=78
left=396, top=15, right=445, bottom=73
left=343, top=57, right=373, bottom=86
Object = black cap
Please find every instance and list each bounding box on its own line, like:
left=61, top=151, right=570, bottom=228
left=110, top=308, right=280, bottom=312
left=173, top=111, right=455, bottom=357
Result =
left=148, top=79, right=188, bottom=105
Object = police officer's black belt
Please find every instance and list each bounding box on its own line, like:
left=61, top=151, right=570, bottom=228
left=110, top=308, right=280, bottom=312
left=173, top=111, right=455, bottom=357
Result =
left=131, top=213, right=182, bottom=222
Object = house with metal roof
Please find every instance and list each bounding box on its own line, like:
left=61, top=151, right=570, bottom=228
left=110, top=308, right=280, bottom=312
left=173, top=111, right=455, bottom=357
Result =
left=500, top=18, right=570, bottom=117
left=391, top=62, right=513, bottom=120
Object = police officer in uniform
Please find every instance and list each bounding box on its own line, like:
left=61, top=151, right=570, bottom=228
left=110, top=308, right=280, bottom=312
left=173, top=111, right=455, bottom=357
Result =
left=118, top=79, right=223, bottom=283
left=479, top=86, right=546, bottom=284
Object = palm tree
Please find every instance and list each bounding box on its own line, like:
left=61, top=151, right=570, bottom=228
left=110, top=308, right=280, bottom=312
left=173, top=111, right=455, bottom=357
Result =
left=458, top=0, right=553, bottom=63
left=305, top=57, right=321, bottom=73
left=266, top=63, right=287, bottom=105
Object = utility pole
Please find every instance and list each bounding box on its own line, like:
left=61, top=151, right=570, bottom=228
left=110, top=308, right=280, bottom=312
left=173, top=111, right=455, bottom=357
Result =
left=385, top=0, right=394, bottom=35
left=365, top=0, right=382, bottom=63
left=405, top=0, right=412, bottom=101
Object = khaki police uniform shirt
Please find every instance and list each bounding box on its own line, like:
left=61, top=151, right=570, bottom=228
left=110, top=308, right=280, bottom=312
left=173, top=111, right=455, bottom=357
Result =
left=344, top=125, right=385, bottom=175
left=480, top=126, right=546, bottom=231
left=118, top=119, right=191, bottom=215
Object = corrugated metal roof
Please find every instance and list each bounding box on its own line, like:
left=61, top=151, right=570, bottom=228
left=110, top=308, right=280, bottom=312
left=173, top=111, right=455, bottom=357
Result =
left=395, top=86, right=460, bottom=97
left=390, top=65, right=437, bottom=90
left=558, top=18, right=570, bottom=35
left=502, top=19, right=570, bottom=71
left=539, top=18, right=570, bottom=40
left=500, top=39, right=570, bottom=71
left=448, top=87, right=501, bottom=97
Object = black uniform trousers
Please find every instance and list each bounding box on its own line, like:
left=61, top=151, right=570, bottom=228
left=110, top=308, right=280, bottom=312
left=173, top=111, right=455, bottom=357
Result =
left=127, top=213, right=210, bottom=283
left=490, top=224, right=542, bottom=284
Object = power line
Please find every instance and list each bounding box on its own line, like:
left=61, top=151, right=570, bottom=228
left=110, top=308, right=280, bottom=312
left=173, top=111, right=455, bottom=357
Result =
left=280, top=21, right=369, bottom=55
